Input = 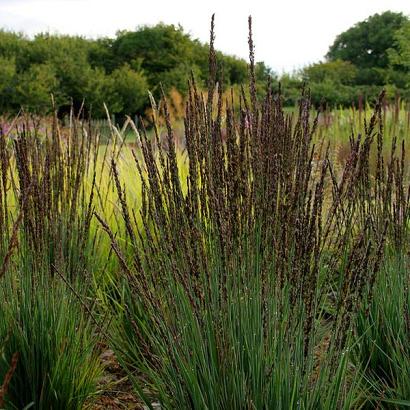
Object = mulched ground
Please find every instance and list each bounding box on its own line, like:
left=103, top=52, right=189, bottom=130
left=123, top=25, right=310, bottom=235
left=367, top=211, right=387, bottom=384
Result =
left=89, top=348, right=144, bottom=409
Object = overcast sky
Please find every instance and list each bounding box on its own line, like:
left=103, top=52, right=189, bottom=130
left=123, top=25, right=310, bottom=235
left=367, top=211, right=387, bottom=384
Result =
left=0, top=0, right=409, bottom=73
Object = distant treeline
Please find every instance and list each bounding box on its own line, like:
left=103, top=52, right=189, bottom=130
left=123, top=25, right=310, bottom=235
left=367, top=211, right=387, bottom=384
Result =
left=0, top=11, right=409, bottom=119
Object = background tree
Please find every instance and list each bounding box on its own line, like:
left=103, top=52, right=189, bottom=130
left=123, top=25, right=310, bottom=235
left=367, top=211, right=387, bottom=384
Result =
left=300, top=11, right=410, bottom=106
left=29, top=34, right=97, bottom=112
left=327, top=11, right=407, bottom=70
left=388, top=20, right=410, bottom=88
left=85, top=67, right=113, bottom=118
left=303, top=60, right=358, bottom=85
left=0, top=30, right=29, bottom=67
left=111, top=24, right=196, bottom=94
left=15, top=63, right=58, bottom=113
left=108, top=64, right=149, bottom=119
left=0, top=13, right=409, bottom=117
left=0, top=56, right=16, bottom=112
left=326, top=11, right=408, bottom=87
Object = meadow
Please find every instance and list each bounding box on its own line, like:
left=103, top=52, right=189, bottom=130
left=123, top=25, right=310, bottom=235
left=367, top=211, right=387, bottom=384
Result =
left=0, top=20, right=409, bottom=410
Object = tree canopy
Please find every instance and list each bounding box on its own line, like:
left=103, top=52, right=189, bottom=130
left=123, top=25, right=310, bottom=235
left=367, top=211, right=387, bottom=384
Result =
left=302, top=11, right=410, bottom=104
left=0, top=24, right=254, bottom=118
left=325, top=11, right=409, bottom=87
left=0, top=11, right=409, bottom=118
left=327, top=11, right=407, bottom=69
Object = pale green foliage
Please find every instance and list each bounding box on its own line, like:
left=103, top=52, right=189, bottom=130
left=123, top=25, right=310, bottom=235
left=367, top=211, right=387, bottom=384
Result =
left=388, top=21, right=410, bottom=69
left=304, top=60, right=358, bottom=85
left=16, top=63, right=58, bottom=112
left=108, top=64, right=148, bottom=115
left=0, top=56, right=16, bottom=110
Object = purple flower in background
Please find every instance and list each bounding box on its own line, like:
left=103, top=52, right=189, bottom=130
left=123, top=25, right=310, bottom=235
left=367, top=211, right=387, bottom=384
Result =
left=0, top=122, right=17, bottom=139
left=1, top=124, right=10, bottom=135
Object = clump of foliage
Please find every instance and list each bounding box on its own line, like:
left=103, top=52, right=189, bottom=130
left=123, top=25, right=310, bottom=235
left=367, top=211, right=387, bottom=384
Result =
left=356, top=253, right=410, bottom=408
left=327, top=11, right=407, bottom=73
left=354, top=131, right=410, bottom=407
left=0, top=111, right=103, bottom=409
left=302, top=11, right=410, bottom=106
left=388, top=20, right=410, bottom=87
left=0, top=270, right=102, bottom=410
left=99, top=17, right=409, bottom=408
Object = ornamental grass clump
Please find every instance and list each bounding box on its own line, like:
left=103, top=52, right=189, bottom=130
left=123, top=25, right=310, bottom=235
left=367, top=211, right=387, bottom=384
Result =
left=10, top=112, right=99, bottom=280
left=354, top=130, right=410, bottom=408
left=0, top=266, right=102, bottom=410
left=0, top=109, right=104, bottom=409
left=100, top=17, right=406, bottom=408
left=355, top=253, right=410, bottom=408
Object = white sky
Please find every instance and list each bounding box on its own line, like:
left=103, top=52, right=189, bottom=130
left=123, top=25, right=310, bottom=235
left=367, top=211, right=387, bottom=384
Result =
left=0, top=0, right=409, bottom=73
